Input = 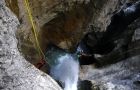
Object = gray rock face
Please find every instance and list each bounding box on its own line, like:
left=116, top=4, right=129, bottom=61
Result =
left=79, top=1, right=140, bottom=90
left=0, top=1, right=61, bottom=90
left=79, top=21, right=140, bottom=89
left=80, top=56, right=140, bottom=90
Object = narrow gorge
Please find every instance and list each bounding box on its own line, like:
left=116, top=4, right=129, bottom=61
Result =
left=0, top=0, right=140, bottom=90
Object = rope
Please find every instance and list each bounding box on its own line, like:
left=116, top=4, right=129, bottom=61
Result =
left=24, top=0, right=45, bottom=60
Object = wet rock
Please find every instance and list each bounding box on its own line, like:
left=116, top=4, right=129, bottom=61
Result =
left=79, top=1, right=140, bottom=90
left=39, top=1, right=94, bottom=53
left=80, top=55, right=140, bottom=90
left=4, top=0, right=140, bottom=90
left=78, top=80, right=92, bottom=90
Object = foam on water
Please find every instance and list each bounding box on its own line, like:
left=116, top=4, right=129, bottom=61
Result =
left=50, top=54, right=79, bottom=90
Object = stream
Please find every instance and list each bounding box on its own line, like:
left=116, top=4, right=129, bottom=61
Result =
left=45, top=45, right=79, bottom=90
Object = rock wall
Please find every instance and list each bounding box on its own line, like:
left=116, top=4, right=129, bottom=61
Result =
left=5, top=0, right=122, bottom=67
left=79, top=0, right=140, bottom=90
left=0, top=0, right=61, bottom=90
left=5, top=0, right=95, bottom=67
left=80, top=56, right=140, bottom=90
left=3, top=0, right=140, bottom=90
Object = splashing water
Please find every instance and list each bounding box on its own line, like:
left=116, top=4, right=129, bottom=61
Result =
left=50, top=54, right=79, bottom=90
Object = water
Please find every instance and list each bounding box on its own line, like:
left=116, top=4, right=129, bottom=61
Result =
left=45, top=44, right=79, bottom=90
left=50, top=54, right=79, bottom=90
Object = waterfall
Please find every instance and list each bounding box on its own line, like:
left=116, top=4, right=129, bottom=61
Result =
left=45, top=44, right=79, bottom=90
left=50, top=54, right=79, bottom=90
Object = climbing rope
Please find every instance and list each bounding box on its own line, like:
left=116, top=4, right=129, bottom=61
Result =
left=24, top=0, right=45, bottom=60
